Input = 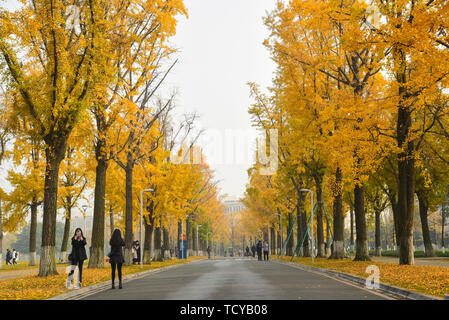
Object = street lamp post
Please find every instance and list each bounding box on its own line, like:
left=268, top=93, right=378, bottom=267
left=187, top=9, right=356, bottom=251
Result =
left=300, top=189, right=314, bottom=264
left=140, top=188, right=154, bottom=269
left=196, top=224, right=202, bottom=256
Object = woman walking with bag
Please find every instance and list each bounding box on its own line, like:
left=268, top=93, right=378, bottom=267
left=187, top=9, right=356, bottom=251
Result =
left=66, top=228, right=87, bottom=289
left=109, top=229, right=125, bottom=289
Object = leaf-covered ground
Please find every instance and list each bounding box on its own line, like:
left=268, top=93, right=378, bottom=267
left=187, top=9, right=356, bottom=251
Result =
left=0, top=257, right=205, bottom=300
left=277, top=256, right=449, bottom=298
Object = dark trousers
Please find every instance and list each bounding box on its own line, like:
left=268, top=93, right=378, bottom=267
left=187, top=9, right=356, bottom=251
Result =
left=111, top=262, right=123, bottom=282
left=257, top=252, right=262, bottom=261
left=264, top=252, right=269, bottom=261
left=69, top=260, right=84, bottom=283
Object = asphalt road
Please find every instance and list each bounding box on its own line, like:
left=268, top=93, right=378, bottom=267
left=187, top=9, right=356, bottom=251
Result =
left=82, top=257, right=390, bottom=300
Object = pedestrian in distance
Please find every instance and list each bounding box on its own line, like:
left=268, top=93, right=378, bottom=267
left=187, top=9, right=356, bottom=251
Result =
left=256, top=240, right=263, bottom=261
left=132, top=241, right=138, bottom=264
left=251, top=244, right=256, bottom=258
left=245, top=246, right=250, bottom=257
left=5, top=249, right=12, bottom=265
left=109, top=229, right=125, bottom=289
left=263, top=241, right=269, bottom=261
left=135, top=240, right=141, bottom=263
left=207, top=246, right=211, bottom=259
left=11, top=249, right=18, bottom=264
left=66, top=228, right=87, bottom=289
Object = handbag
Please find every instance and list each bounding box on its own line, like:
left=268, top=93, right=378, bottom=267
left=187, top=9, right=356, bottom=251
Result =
left=67, top=253, right=73, bottom=261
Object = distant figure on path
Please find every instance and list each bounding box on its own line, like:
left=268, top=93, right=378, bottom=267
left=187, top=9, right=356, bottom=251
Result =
left=207, top=246, right=211, bottom=259
left=109, top=229, right=125, bottom=289
left=256, top=240, right=263, bottom=261
left=66, top=228, right=87, bottom=289
left=5, top=249, right=12, bottom=265
left=132, top=241, right=138, bottom=264
left=12, top=249, right=18, bottom=264
left=263, top=241, right=269, bottom=261
left=135, top=241, right=141, bottom=263
left=251, top=244, right=256, bottom=258
left=245, top=246, right=250, bottom=257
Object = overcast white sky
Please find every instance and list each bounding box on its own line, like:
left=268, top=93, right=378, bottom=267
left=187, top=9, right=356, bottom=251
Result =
left=165, top=0, right=277, bottom=199
left=0, top=0, right=278, bottom=212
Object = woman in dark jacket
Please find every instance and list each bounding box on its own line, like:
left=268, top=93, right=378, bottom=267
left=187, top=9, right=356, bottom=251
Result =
left=66, top=228, right=87, bottom=289
left=109, top=229, right=125, bottom=289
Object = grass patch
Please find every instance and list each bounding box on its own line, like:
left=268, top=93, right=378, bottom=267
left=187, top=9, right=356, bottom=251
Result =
left=276, top=256, right=449, bottom=299
left=0, top=261, right=41, bottom=272
left=0, top=256, right=205, bottom=300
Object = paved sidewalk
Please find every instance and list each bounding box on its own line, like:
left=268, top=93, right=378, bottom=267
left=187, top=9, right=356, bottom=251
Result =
left=0, top=266, right=67, bottom=280
left=371, top=256, right=449, bottom=267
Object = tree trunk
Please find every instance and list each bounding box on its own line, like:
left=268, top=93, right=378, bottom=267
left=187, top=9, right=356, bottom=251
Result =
left=326, top=216, right=330, bottom=256
left=350, top=208, right=354, bottom=247
left=286, top=211, right=293, bottom=256
left=396, top=46, right=415, bottom=265
left=143, top=217, right=153, bottom=264
left=417, top=192, right=434, bottom=257
left=109, top=205, right=114, bottom=236
left=89, top=152, right=108, bottom=268
left=330, top=167, right=345, bottom=259
left=442, top=213, right=446, bottom=249
left=163, top=227, right=170, bottom=259
left=123, top=156, right=134, bottom=266
left=354, top=184, right=370, bottom=261
left=60, top=204, right=71, bottom=263
left=178, top=219, right=182, bottom=258
left=28, top=201, right=38, bottom=266
left=186, top=216, right=192, bottom=256
left=192, top=224, right=197, bottom=255
left=39, top=141, right=67, bottom=277
left=296, top=201, right=302, bottom=256
left=315, top=176, right=325, bottom=257
left=375, top=210, right=382, bottom=256
left=270, top=226, right=276, bottom=255
left=153, top=226, right=162, bottom=261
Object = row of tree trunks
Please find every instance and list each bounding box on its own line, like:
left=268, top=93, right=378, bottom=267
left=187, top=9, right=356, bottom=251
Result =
left=186, top=216, right=193, bottom=256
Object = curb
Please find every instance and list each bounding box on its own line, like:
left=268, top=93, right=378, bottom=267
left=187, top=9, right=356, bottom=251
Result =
left=274, top=259, right=442, bottom=300
left=48, top=259, right=204, bottom=300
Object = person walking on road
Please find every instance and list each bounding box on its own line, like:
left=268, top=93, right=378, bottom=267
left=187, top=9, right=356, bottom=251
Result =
left=66, top=228, right=87, bottom=289
left=5, top=249, right=12, bottom=265
left=263, top=241, right=269, bottom=261
left=256, top=240, right=263, bottom=261
left=251, top=244, right=256, bottom=258
left=11, top=249, right=18, bottom=264
left=109, top=229, right=125, bottom=289
left=245, top=246, right=250, bottom=257
left=135, top=241, right=141, bottom=263
left=207, top=246, right=211, bottom=259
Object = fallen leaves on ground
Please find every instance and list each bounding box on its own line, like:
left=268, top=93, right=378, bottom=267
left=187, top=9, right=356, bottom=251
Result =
left=276, top=256, right=449, bottom=298
left=0, top=257, right=205, bottom=300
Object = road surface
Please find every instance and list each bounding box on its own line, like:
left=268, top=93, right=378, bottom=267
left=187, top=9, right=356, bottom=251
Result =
left=82, top=257, right=391, bottom=300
